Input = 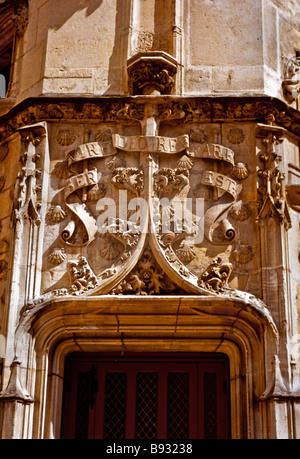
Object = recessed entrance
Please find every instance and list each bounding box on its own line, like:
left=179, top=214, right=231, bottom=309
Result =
left=61, top=353, right=230, bottom=439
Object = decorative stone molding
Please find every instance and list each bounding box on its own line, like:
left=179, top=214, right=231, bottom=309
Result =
left=1, top=97, right=300, bottom=142
left=1, top=101, right=296, bottom=327
left=135, top=31, right=154, bottom=53
left=22, top=102, right=261, bottom=300
left=228, top=200, right=252, bottom=221
left=111, top=248, right=181, bottom=295
left=2, top=98, right=290, bottom=328
left=111, top=167, right=144, bottom=197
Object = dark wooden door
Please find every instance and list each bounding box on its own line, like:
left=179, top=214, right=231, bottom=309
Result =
left=61, top=354, right=230, bottom=439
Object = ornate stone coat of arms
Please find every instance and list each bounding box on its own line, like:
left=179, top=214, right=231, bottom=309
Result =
left=36, top=101, right=252, bottom=300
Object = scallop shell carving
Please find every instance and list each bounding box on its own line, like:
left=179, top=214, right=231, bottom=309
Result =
left=99, top=240, right=121, bottom=260
left=232, top=162, right=249, bottom=181
left=227, top=128, right=245, bottom=144
left=232, top=245, right=254, bottom=264
left=176, top=241, right=196, bottom=263
left=190, top=128, right=207, bottom=144
left=52, top=160, right=70, bottom=179
left=56, top=129, right=76, bottom=146
left=47, top=205, right=66, bottom=223
left=176, top=155, right=194, bottom=171
left=106, top=155, right=126, bottom=170
left=95, top=128, right=112, bottom=142
left=229, top=201, right=251, bottom=221
left=48, top=248, right=67, bottom=265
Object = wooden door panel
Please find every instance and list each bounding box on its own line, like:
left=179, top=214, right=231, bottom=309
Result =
left=61, top=355, right=230, bottom=439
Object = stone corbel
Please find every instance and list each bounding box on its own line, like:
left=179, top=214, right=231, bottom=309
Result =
left=0, top=357, right=33, bottom=403
left=259, top=355, right=292, bottom=401
left=127, top=51, right=178, bottom=95
left=282, top=56, right=300, bottom=103
left=0, top=357, right=33, bottom=438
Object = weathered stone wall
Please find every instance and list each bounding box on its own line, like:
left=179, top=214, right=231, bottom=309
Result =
left=8, top=0, right=300, bottom=103
left=184, top=0, right=264, bottom=95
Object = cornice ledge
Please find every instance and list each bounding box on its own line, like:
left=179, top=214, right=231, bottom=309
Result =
left=0, top=95, right=299, bottom=141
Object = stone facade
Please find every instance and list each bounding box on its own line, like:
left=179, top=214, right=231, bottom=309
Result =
left=0, top=0, right=300, bottom=439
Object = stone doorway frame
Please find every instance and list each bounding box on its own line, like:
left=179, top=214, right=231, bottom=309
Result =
left=6, top=294, right=278, bottom=439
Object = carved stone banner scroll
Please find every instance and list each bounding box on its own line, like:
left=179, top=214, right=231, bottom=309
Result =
left=69, top=141, right=116, bottom=164
left=189, top=142, right=235, bottom=168
left=62, top=169, right=99, bottom=246
left=112, top=134, right=189, bottom=154
left=201, top=170, right=238, bottom=199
